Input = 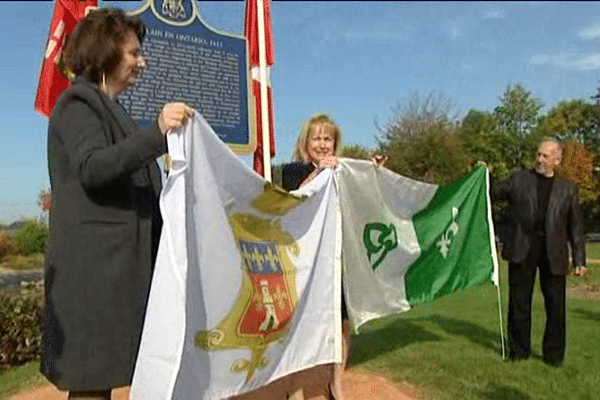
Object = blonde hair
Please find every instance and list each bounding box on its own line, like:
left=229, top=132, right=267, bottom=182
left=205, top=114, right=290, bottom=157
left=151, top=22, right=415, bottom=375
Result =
left=292, top=113, right=342, bottom=163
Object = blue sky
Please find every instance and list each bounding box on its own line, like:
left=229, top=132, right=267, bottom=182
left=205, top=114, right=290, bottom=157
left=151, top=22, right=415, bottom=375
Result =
left=2, top=1, right=600, bottom=223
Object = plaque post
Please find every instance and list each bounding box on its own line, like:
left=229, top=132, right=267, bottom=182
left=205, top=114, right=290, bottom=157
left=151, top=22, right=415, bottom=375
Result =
left=257, top=0, right=272, bottom=182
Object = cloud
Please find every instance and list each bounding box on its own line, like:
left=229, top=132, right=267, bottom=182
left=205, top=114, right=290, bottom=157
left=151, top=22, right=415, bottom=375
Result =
left=575, top=54, right=600, bottom=70
left=343, top=26, right=411, bottom=41
left=529, top=54, right=550, bottom=65
left=579, top=23, right=600, bottom=39
left=443, top=17, right=466, bottom=39
left=528, top=53, right=600, bottom=70
left=482, top=7, right=506, bottom=19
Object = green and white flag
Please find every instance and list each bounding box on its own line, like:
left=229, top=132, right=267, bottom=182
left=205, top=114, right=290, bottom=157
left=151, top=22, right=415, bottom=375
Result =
left=336, top=159, right=499, bottom=329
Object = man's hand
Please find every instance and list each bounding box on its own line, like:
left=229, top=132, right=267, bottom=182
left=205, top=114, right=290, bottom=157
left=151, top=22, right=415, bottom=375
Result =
left=574, top=266, right=587, bottom=277
left=370, top=154, right=388, bottom=167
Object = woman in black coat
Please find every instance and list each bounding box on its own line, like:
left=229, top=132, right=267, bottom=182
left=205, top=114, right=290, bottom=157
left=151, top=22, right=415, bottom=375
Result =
left=281, top=114, right=346, bottom=400
left=42, top=9, right=192, bottom=399
left=279, top=114, right=387, bottom=400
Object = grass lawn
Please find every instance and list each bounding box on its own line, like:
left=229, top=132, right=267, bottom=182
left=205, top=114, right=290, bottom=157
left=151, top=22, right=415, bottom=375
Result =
left=0, top=253, right=44, bottom=271
left=1, top=254, right=599, bottom=399
left=0, top=361, right=46, bottom=399
left=351, top=259, right=600, bottom=399
left=585, top=242, right=600, bottom=261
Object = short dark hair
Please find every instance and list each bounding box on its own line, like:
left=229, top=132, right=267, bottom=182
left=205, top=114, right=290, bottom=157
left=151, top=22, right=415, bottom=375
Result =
left=63, top=8, right=145, bottom=84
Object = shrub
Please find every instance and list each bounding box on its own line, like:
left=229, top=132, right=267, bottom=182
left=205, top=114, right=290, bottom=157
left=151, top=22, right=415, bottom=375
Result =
left=0, top=285, right=44, bottom=370
left=1, top=254, right=45, bottom=271
left=0, top=231, right=17, bottom=261
left=15, top=220, right=48, bottom=256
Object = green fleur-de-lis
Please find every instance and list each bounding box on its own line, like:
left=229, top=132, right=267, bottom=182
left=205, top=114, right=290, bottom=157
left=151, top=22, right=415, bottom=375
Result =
left=363, top=222, right=398, bottom=270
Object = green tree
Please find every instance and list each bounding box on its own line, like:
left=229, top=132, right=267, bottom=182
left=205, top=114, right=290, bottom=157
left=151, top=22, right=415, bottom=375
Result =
left=460, top=109, right=512, bottom=180
left=341, top=144, right=372, bottom=160
left=494, top=83, right=544, bottom=169
left=15, top=220, right=48, bottom=256
left=376, top=91, right=470, bottom=182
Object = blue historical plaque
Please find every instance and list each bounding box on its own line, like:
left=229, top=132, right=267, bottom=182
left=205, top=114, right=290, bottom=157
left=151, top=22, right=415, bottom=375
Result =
left=121, top=0, right=255, bottom=153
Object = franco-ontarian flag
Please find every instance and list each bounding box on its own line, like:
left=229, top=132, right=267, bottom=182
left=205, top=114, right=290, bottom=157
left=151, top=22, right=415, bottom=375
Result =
left=336, top=159, right=499, bottom=329
left=131, top=113, right=341, bottom=400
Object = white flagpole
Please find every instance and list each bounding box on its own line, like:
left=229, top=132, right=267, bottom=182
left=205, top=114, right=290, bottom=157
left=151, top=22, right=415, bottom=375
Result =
left=484, top=165, right=506, bottom=358
left=256, top=0, right=272, bottom=182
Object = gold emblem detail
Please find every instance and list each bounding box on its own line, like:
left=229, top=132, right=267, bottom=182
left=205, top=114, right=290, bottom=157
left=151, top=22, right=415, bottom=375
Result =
left=195, top=213, right=299, bottom=382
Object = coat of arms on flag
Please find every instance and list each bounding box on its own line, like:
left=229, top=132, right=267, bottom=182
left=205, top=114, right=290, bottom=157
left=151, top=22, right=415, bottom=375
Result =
left=195, top=213, right=299, bottom=381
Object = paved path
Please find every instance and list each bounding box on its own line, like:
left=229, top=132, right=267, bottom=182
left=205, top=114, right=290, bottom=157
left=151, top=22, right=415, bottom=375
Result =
left=0, top=268, right=42, bottom=289
left=9, top=372, right=418, bottom=400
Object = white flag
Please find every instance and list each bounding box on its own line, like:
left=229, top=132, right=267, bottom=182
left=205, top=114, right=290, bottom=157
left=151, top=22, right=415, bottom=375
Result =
left=131, top=113, right=341, bottom=400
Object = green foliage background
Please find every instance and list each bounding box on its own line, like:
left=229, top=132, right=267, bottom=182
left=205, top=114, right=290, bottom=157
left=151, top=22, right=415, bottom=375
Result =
left=14, top=220, right=48, bottom=257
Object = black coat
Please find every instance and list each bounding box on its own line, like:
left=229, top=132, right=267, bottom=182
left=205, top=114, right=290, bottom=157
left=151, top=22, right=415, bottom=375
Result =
left=281, top=162, right=315, bottom=191
left=42, top=74, right=166, bottom=390
left=492, top=169, right=585, bottom=275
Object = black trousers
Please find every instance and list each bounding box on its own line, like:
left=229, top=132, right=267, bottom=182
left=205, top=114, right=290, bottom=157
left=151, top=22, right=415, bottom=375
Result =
left=507, top=238, right=566, bottom=364
left=68, top=390, right=111, bottom=399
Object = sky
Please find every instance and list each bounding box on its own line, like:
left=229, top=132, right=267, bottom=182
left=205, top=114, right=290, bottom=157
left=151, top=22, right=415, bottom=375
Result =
left=2, top=1, right=600, bottom=223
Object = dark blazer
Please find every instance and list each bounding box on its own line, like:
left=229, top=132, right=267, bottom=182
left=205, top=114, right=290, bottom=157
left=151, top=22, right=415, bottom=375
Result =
left=281, top=162, right=315, bottom=191
left=42, top=74, right=166, bottom=390
left=492, top=169, right=585, bottom=275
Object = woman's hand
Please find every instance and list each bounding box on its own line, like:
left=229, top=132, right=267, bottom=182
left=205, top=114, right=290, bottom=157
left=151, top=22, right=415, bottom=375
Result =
left=158, top=103, right=194, bottom=134
left=317, top=155, right=338, bottom=169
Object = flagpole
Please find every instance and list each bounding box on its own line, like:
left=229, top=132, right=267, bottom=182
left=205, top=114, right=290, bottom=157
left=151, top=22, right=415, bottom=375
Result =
left=256, top=0, right=272, bottom=182
left=484, top=164, right=506, bottom=359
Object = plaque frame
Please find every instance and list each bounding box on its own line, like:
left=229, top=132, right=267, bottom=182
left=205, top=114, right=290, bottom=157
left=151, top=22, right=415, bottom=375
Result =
left=123, top=0, right=257, bottom=154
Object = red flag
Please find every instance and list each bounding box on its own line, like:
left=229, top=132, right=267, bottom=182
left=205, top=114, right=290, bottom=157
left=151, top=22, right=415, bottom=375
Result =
left=34, top=0, right=96, bottom=117
left=245, top=0, right=275, bottom=177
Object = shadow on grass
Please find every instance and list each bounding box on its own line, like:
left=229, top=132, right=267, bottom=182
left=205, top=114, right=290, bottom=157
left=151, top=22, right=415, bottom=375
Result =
left=349, top=319, right=442, bottom=365
left=428, top=314, right=503, bottom=354
left=474, top=382, right=531, bottom=400
left=349, top=314, right=503, bottom=366
left=571, top=308, right=600, bottom=322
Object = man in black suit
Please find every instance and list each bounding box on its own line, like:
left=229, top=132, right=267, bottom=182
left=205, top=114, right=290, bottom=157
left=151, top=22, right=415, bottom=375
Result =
left=492, top=139, right=586, bottom=367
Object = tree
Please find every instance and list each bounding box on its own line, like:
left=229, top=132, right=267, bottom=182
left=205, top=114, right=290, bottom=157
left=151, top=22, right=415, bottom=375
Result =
left=555, top=141, right=597, bottom=202
left=375, top=91, right=470, bottom=183
left=460, top=109, right=512, bottom=180
left=15, top=219, right=48, bottom=256
left=341, top=144, right=372, bottom=160
left=494, top=83, right=544, bottom=169
left=538, top=99, right=599, bottom=151
left=494, top=83, right=544, bottom=137
left=536, top=100, right=600, bottom=206
left=37, top=188, right=51, bottom=215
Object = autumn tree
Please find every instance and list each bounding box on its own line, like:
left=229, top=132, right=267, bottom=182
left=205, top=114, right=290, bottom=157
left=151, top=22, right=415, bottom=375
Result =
left=538, top=99, right=599, bottom=152
left=37, top=188, right=51, bottom=215
left=537, top=99, right=600, bottom=204
left=555, top=141, right=596, bottom=201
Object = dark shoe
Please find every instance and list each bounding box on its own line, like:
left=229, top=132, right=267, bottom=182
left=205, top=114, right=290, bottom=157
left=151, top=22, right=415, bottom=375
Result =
left=507, top=351, right=529, bottom=362
left=543, top=357, right=563, bottom=367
